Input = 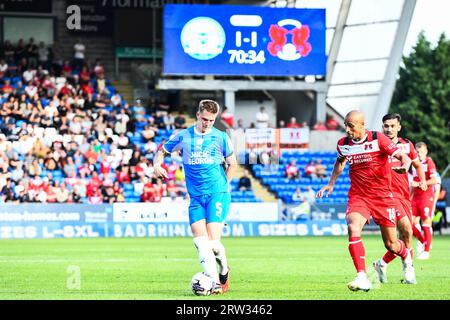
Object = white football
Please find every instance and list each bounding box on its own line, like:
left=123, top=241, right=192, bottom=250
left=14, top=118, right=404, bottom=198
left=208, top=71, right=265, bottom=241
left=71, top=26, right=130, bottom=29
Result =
left=191, top=272, right=215, bottom=296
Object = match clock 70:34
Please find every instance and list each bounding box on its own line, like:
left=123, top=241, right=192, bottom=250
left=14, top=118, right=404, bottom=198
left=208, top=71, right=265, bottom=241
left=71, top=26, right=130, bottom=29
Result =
left=228, top=49, right=266, bottom=64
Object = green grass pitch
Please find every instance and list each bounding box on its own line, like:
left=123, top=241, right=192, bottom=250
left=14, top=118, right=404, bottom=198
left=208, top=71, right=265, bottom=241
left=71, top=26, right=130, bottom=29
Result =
left=0, top=235, right=449, bottom=300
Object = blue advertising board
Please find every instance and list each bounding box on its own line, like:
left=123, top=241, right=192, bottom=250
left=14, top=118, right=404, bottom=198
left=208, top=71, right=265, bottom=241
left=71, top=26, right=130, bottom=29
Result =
left=0, top=204, right=380, bottom=239
left=163, top=4, right=326, bottom=76
left=0, top=221, right=347, bottom=239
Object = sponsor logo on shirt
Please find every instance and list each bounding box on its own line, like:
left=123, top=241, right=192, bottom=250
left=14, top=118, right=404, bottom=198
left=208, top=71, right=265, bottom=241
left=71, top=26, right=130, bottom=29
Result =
left=188, top=151, right=214, bottom=165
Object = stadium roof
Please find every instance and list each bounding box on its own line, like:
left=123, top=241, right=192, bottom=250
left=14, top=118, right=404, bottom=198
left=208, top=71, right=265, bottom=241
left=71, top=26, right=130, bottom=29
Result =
left=267, top=0, right=416, bottom=129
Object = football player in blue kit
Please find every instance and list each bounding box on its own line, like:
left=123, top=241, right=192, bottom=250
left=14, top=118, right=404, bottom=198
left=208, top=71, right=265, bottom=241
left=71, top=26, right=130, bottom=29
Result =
left=154, top=99, right=237, bottom=294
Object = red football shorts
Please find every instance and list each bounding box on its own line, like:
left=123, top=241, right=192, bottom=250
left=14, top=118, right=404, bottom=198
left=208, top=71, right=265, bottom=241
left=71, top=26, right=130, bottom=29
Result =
left=346, top=196, right=403, bottom=227
left=412, top=196, right=434, bottom=220
left=394, top=197, right=412, bottom=222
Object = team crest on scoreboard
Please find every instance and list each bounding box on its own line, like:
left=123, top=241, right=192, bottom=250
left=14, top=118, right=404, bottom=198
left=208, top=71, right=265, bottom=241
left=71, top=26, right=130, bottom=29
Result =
left=267, top=19, right=312, bottom=61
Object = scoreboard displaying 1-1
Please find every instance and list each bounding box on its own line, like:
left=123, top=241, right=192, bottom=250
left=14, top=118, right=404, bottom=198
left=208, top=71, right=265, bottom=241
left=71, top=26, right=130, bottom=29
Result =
left=163, top=4, right=326, bottom=77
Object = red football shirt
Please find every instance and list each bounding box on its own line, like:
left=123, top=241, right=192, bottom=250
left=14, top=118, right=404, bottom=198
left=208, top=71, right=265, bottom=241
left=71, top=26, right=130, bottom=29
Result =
left=337, top=131, right=399, bottom=199
left=389, top=137, right=418, bottom=200
left=412, top=156, right=437, bottom=200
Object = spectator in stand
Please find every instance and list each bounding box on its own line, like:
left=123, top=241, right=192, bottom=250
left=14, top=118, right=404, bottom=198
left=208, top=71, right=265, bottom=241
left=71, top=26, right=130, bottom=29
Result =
left=10, top=163, right=25, bottom=183
left=292, top=185, right=316, bottom=205
left=304, top=160, right=317, bottom=178
left=68, top=191, right=81, bottom=203
left=154, top=112, right=165, bottom=129
left=17, top=188, right=34, bottom=203
left=1, top=79, right=14, bottom=95
left=56, top=182, right=70, bottom=203
left=163, top=112, right=176, bottom=131
left=61, top=60, right=72, bottom=77
left=238, top=169, right=252, bottom=191
left=166, top=160, right=179, bottom=181
left=114, top=111, right=129, bottom=135
left=140, top=178, right=154, bottom=202
left=92, top=58, right=105, bottom=78
left=44, top=153, right=59, bottom=171
left=50, top=41, right=63, bottom=76
left=235, top=118, right=245, bottom=130
left=3, top=40, right=15, bottom=64
left=302, top=185, right=316, bottom=205
left=315, top=159, right=327, bottom=178
left=0, top=59, right=8, bottom=80
left=88, top=170, right=102, bottom=191
left=285, top=159, right=300, bottom=180
left=117, top=133, right=130, bottom=149
left=15, top=39, right=26, bottom=64
left=152, top=178, right=166, bottom=202
left=313, top=121, right=327, bottom=131
left=88, top=187, right=103, bottom=204
left=32, top=138, right=50, bottom=159
left=292, top=187, right=303, bottom=202
left=64, top=171, right=78, bottom=192
left=63, top=156, right=77, bottom=177
left=326, top=115, right=341, bottom=130
left=166, top=179, right=180, bottom=198
left=95, top=73, right=108, bottom=95
left=287, top=117, right=300, bottom=128
left=16, top=58, right=28, bottom=76
left=25, top=38, right=38, bottom=69
left=221, top=107, right=234, bottom=128
left=37, top=41, right=49, bottom=69
left=27, top=158, right=42, bottom=178
left=73, top=39, right=86, bottom=71
left=111, top=91, right=123, bottom=108
left=174, top=165, right=185, bottom=187
left=301, top=121, right=309, bottom=128
left=156, top=101, right=170, bottom=116
left=116, top=188, right=125, bottom=202
left=84, top=145, right=99, bottom=165
left=102, top=185, right=116, bottom=204
left=255, top=106, right=269, bottom=129
left=79, top=65, right=91, bottom=84
left=142, top=123, right=158, bottom=141
left=22, top=65, right=36, bottom=83
left=290, top=196, right=311, bottom=221
left=36, top=178, right=50, bottom=203
left=278, top=120, right=286, bottom=128
left=78, top=162, right=92, bottom=177
left=117, top=165, right=131, bottom=184
left=129, top=149, right=142, bottom=167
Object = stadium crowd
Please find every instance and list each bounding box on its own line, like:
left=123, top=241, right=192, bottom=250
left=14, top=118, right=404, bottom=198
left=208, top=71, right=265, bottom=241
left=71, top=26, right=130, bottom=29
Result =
left=0, top=39, right=189, bottom=204
left=0, top=39, right=344, bottom=206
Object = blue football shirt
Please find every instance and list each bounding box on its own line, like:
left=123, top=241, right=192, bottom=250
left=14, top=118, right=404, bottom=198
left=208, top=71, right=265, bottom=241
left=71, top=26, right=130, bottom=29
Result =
left=162, top=126, right=234, bottom=197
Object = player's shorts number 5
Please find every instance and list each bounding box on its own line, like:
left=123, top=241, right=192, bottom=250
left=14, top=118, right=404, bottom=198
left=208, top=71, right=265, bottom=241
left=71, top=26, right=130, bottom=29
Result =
left=216, top=202, right=223, bottom=217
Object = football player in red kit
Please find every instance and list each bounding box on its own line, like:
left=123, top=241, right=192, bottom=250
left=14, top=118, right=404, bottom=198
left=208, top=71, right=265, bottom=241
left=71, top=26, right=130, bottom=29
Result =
left=411, top=142, right=438, bottom=260
left=372, top=113, right=427, bottom=284
left=317, top=110, right=413, bottom=291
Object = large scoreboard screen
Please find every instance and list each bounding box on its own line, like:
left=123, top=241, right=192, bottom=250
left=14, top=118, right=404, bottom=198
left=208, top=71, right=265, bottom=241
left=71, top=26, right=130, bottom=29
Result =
left=163, top=4, right=326, bottom=76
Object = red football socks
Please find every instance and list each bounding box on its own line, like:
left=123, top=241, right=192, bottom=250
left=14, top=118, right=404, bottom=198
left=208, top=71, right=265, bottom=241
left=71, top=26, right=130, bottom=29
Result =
left=348, top=237, right=366, bottom=272
left=412, top=224, right=426, bottom=244
left=422, top=225, right=432, bottom=252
